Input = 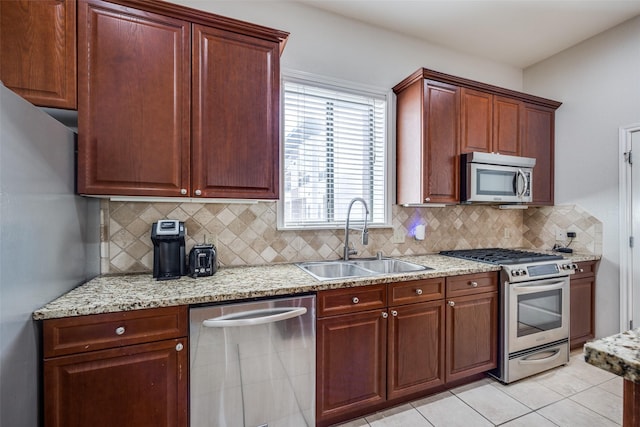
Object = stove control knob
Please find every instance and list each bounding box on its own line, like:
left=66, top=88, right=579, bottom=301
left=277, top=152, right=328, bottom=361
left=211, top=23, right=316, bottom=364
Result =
left=512, top=269, right=527, bottom=277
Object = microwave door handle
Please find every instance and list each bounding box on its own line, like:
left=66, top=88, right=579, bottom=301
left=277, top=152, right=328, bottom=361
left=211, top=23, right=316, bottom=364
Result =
left=516, top=169, right=526, bottom=197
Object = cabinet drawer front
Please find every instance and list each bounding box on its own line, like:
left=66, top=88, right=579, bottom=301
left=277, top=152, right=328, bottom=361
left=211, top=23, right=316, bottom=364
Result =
left=43, top=306, right=188, bottom=358
left=572, top=261, right=597, bottom=280
left=446, top=272, right=498, bottom=298
left=388, top=278, right=445, bottom=305
left=317, top=285, right=387, bottom=317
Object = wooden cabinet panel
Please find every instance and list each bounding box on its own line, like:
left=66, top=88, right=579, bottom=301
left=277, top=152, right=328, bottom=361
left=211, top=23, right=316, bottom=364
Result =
left=43, top=306, right=188, bottom=357
left=445, top=291, right=498, bottom=383
left=570, top=261, right=597, bottom=349
left=493, top=96, right=521, bottom=156
left=446, top=271, right=498, bottom=298
left=44, top=338, right=188, bottom=427
left=0, top=0, right=76, bottom=108
left=192, top=24, right=281, bottom=199
left=387, top=300, right=445, bottom=400
left=317, top=285, right=387, bottom=317
left=461, top=88, right=493, bottom=154
left=521, top=103, right=555, bottom=205
left=77, top=0, right=191, bottom=196
left=316, top=310, right=387, bottom=424
left=388, top=277, right=445, bottom=305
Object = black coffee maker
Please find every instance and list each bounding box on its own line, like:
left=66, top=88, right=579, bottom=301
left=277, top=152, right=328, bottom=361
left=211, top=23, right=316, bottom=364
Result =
left=151, top=220, right=186, bottom=280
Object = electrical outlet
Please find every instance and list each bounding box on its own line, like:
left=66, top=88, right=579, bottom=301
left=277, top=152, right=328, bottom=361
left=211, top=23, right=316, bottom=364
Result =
left=503, top=228, right=511, bottom=239
left=392, top=228, right=406, bottom=244
left=555, top=230, right=567, bottom=241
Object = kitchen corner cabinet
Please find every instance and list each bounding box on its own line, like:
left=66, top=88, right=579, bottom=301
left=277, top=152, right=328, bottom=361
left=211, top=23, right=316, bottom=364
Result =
left=77, top=0, right=287, bottom=198
left=43, top=306, right=188, bottom=427
left=0, top=0, right=77, bottom=109
left=395, top=78, right=460, bottom=204
left=570, top=260, right=598, bottom=349
left=445, top=272, right=498, bottom=383
left=394, top=68, right=561, bottom=205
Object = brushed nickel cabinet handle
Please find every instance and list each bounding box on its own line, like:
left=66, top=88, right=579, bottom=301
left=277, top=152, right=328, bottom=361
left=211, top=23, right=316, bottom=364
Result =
left=176, top=343, right=184, bottom=352
left=352, top=297, right=359, bottom=304
left=115, top=326, right=125, bottom=336
left=195, top=189, right=202, bottom=196
left=391, top=310, right=398, bottom=317
left=180, top=188, right=187, bottom=195
left=470, top=281, right=478, bottom=288
left=448, top=301, right=455, bottom=307
left=382, top=312, right=388, bottom=319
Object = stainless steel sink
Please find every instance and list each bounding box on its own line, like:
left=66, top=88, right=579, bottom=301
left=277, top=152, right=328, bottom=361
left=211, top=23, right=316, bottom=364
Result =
left=296, top=258, right=432, bottom=281
left=350, top=258, right=431, bottom=274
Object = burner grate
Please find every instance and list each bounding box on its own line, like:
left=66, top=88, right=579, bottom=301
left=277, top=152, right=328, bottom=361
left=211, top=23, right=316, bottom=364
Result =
left=439, top=248, right=563, bottom=265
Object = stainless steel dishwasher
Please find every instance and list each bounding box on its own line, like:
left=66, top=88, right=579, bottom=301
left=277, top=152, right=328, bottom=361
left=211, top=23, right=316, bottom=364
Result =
left=190, top=295, right=316, bottom=427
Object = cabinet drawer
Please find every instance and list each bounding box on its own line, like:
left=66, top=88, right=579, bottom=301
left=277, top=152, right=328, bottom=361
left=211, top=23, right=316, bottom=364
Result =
left=43, top=306, right=188, bottom=358
left=388, top=278, right=445, bottom=306
left=572, top=261, right=597, bottom=280
left=446, top=272, right=498, bottom=298
left=317, top=285, right=387, bottom=317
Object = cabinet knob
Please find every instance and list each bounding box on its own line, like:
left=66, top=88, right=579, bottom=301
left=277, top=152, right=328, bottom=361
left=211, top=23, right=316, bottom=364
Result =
left=448, top=301, right=455, bottom=307
left=391, top=310, right=398, bottom=317
left=352, top=297, right=359, bottom=304
left=416, top=289, right=423, bottom=295
left=424, top=197, right=431, bottom=202
left=195, top=189, right=202, bottom=196
left=115, top=326, right=125, bottom=336
left=176, top=343, right=184, bottom=352
left=382, top=312, right=388, bottom=319
left=579, top=269, right=584, bottom=273
left=470, top=281, right=478, bottom=288
left=180, top=189, right=187, bottom=195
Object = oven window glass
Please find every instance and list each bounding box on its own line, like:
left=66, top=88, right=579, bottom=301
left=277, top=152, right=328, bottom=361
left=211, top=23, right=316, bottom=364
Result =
left=517, top=289, right=562, bottom=337
left=477, top=169, right=516, bottom=196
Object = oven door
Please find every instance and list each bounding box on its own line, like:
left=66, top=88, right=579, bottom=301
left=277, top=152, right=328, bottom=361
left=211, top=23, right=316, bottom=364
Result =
left=506, top=277, right=569, bottom=354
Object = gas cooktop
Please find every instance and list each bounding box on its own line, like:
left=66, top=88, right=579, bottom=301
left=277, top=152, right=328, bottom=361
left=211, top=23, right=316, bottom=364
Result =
left=439, top=248, right=563, bottom=265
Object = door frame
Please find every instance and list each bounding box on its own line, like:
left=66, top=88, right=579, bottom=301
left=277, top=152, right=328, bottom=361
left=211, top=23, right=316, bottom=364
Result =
left=619, top=123, right=640, bottom=332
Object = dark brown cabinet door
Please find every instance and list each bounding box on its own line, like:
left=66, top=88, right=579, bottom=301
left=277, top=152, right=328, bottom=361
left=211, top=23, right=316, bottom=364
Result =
left=316, top=310, right=387, bottom=425
left=445, top=291, right=498, bottom=383
left=192, top=24, right=281, bottom=199
left=570, top=261, right=597, bottom=349
left=77, top=0, right=191, bottom=196
left=521, top=103, right=555, bottom=205
left=387, top=300, right=445, bottom=400
left=493, top=96, right=521, bottom=156
left=460, top=88, right=492, bottom=154
left=44, top=338, right=188, bottom=427
left=0, top=0, right=76, bottom=108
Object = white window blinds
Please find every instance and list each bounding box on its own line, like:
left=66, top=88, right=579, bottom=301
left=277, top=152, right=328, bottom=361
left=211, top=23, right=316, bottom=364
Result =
left=281, top=77, right=387, bottom=229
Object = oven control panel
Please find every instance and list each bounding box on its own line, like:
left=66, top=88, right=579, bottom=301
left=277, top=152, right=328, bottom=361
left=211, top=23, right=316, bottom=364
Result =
left=503, top=262, right=577, bottom=282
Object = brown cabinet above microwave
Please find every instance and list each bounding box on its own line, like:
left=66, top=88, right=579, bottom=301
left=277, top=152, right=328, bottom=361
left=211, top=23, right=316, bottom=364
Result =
left=393, top=68, right=561, bottom=206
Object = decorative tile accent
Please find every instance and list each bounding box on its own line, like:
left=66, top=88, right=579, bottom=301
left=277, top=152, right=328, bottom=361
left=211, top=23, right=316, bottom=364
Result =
left=99, top=201, right=601, bottom=274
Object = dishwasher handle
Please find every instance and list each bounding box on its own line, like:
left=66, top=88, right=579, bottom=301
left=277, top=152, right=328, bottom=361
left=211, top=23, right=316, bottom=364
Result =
left=202, top=307, right=307, bottom=328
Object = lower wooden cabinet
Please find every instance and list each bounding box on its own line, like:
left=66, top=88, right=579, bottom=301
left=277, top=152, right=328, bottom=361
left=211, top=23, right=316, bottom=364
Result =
left=42, top=306, right=188, bottom=427
left=570, top=260, right=598, bottom=349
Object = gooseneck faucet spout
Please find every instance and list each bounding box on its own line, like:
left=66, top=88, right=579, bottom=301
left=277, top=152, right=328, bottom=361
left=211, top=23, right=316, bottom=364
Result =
left=343, top=197, right=369, bottom=261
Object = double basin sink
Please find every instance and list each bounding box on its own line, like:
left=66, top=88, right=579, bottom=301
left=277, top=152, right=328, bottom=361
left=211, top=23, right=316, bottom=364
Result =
left=297, top=257, right=432, bottom=281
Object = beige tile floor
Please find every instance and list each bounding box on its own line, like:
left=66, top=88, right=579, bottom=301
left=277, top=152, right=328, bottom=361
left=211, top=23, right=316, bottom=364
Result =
left=335, top=350, right=623, bottom=427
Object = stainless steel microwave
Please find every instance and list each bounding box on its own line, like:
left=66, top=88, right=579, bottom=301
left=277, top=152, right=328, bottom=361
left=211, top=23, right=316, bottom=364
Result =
left=460, top=152, right=536, bottom=203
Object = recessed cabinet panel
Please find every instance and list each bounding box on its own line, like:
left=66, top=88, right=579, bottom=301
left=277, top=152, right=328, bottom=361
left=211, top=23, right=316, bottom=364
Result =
left=521, top=103, right=555, bottom=205
left=461, top=88, right=493, bottom=154
left=77, top=0, right=191, bottom=196
left=192, top=25, right=280, bottom=199
left=0, top=0, right=77, bottom=108
left=493, top=96, right=521, bottom=156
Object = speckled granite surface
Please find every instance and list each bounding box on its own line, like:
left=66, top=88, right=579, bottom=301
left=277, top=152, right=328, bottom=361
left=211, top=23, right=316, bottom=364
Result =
left=33, top=252, right=600, bottom=320
left=585, top=328, right=640, bottom=383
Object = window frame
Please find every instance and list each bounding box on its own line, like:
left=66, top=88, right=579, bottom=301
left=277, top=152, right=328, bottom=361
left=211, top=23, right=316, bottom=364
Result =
left=277, top=70, right=393, bottom=231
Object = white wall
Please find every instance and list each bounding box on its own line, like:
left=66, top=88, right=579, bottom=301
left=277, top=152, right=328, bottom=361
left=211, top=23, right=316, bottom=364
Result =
left=173, top=1, right=523, bottom=90
left=524, top=16, right=640, bottom=338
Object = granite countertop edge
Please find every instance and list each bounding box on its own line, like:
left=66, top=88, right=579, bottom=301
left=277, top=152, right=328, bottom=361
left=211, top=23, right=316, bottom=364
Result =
left=584, top=328, right=640, bottom=383
left=33, top=252, right=601, bottom=320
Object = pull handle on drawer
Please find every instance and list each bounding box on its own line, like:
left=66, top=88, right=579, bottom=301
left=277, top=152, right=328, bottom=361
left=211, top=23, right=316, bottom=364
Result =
left=416, top=289, right=423, bottom=295
left=352, top=297, right=360, bottom=304
left=115, top=326, right=125, bottom=336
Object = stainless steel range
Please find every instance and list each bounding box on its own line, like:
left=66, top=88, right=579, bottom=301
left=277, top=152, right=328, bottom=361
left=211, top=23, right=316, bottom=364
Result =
left=440, top=248, right=577, bottom=383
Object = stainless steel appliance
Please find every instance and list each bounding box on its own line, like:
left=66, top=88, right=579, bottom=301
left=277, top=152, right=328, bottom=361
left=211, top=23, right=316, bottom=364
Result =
left=190, top=295, right=316, bottom=427
left=151, top=220, right=186, bottom=280
left=460, top=152, right=535, bottom=203
left=440, top=248, right=576, bottom=383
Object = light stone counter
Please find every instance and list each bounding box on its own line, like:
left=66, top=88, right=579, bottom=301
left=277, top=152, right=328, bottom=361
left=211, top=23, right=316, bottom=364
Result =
left=33, top=251, right=600, bottom=320
left=584, top=328, right=640, bottom=383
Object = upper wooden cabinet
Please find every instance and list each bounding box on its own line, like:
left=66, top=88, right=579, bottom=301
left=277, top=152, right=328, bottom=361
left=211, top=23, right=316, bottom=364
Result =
left=0, top=0, right=77, bottom=109
left=76, top=0, right=288, bottom=198
left=394, top=68, right=561, bottom=205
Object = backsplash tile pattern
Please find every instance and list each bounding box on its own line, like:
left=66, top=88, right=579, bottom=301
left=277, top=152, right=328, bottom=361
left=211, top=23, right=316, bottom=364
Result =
left=101, top=201, right=601, bottom=274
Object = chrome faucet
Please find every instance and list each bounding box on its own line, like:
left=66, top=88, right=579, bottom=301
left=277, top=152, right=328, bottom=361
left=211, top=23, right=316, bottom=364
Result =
left=343, top=197, right=369, bottom=260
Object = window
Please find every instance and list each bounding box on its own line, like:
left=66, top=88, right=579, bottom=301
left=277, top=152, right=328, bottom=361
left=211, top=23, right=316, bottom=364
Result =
left=279, top=73, right=389, bottom=229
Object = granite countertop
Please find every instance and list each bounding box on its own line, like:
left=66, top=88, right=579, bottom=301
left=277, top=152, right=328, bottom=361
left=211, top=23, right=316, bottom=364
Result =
left=33, top=251, right=600, bottom=320
left=584, top=328, right=640, bottom=383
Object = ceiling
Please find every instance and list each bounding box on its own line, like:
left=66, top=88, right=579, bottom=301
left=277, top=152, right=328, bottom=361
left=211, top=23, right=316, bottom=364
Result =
left=293, top=0, right=640, bottom=68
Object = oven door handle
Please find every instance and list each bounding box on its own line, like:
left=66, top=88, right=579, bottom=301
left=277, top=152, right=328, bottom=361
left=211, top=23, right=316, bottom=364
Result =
left=518, top=348, right=562, bottom=364
left=512, top=281, right=566, bottom=292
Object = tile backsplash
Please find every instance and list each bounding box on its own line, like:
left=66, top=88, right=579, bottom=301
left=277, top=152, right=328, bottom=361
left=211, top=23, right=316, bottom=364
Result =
left=101, top=200, right=601, bottom=274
